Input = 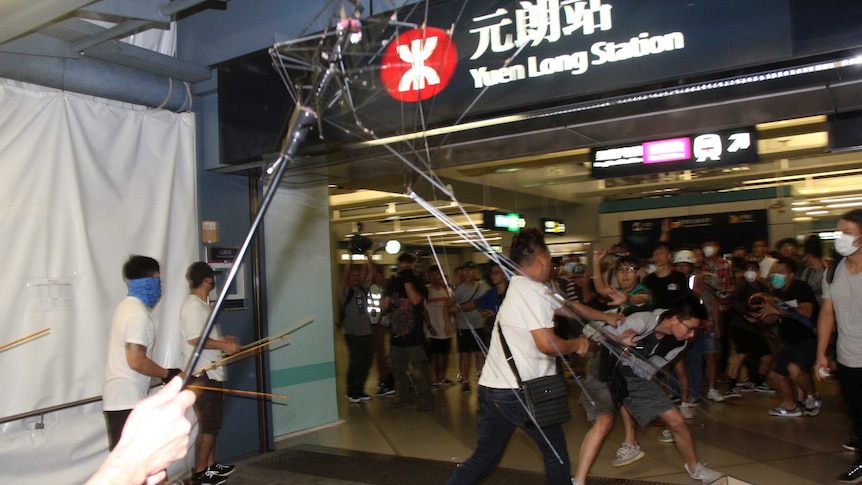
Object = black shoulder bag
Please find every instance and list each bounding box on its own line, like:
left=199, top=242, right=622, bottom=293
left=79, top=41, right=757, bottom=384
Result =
left=496, top=318, right=571, bottom=428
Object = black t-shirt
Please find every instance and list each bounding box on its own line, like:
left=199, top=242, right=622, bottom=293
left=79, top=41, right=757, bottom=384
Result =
left=771, top=279, right=818, bottom=344
left=384, top=272, right=428, bottom=347
left=642, top=270, right=692, bottom=309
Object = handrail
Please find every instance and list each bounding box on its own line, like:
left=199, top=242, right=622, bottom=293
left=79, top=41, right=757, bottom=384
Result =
left=0, top=394, right=102, bottom=426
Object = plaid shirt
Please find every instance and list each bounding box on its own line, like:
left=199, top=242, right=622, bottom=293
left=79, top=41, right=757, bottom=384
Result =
left=703, top=257, right=734, bottom=301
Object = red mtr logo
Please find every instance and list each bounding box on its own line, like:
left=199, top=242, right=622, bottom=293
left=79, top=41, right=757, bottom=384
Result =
left=380, top=27, right=458, bottom=102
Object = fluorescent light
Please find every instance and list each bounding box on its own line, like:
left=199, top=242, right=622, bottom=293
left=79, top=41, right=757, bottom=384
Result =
left=821, top=196, right=862, bottom=203
left=793, top=217, right=813, bottom=222
left=792, top=206, right=823, bottom=211
left=805, top=210, right=828, bottom=215
left=826, top=202, right=862, bottom=209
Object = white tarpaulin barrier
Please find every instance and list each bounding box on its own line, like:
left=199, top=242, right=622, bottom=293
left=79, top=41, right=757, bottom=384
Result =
left=0, top=79, right=198, bottom=483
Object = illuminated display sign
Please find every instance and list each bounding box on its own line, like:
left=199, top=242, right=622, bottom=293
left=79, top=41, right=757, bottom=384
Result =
left=483, top=211, right=525, bottom=232
left=590, top=127, right=757, bottom=178
left=541, top=218, right=567, bottom=235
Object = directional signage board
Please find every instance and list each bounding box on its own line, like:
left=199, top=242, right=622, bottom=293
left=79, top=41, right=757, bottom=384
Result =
left=590, top=127, right=757, bottom=179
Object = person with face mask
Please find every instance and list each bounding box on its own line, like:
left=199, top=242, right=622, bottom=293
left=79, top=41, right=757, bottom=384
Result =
left=690, top=237, right=733, bottom=403
left=816, top=209, right=862, bottom=483
left=723, top=260, right=772, bottom=398
left=756, top=257, right=819, bottom=418
left=103, top=255, right=181, bottom=451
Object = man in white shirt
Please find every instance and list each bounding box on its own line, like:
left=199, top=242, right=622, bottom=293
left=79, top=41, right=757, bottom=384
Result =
left=180, top=262, right=242, bottom=485
left=103, top=255, right=179, bottom=450
left=446, top=228, right=619, bottom=485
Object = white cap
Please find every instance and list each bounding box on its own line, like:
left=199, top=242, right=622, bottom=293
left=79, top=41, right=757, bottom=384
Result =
left=673, top=250, right=696, bottom=265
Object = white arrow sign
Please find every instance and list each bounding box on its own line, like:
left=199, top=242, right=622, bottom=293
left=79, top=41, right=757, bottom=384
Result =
left=727, top=133, right=751, bottom=152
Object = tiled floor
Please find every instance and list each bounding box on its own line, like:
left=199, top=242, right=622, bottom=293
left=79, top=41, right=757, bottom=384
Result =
left=230, top=337, right=858, bottom=485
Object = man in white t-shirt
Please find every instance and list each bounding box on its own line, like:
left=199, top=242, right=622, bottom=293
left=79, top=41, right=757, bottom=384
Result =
left=817, top=209, right=862, bottom=483
left=180, top=262, right=242, bottom=485
left=446, top=228, right=620, bottom=485
left=103, top=255, right=179, bottom=451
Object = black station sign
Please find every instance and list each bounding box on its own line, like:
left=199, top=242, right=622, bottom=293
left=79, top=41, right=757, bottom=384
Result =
left=334, top=0, right=793, bottom=135
left=590, top=127, right=758, bottom=178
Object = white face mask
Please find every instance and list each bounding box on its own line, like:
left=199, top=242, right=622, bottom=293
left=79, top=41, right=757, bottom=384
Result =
left=703, top=246, right=716, bottom=258
left=835, top=231, right=860, bottom=257
left=744, top=269, right=758, bottom=283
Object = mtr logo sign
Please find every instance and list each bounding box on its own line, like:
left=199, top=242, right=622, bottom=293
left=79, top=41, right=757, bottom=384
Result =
left=380, top=27, right=458, bottom=102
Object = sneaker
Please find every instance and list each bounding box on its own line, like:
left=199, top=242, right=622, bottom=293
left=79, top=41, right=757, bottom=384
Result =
left=376, top=384, right=395, bottom=396
left=209, top=463, right=235, bottom=477
left=679, top=402, right=697, bottom=419
left=685, top=462, right=724, bottom=483
left=192, top=469, right=227, bottom=485
left=768, top=405, right=802, bottom=417
left=657, top=428, right=675, bottom=443
left=456, top=373, right=464, bottom=382
left=738, top=380, right=756, bottom=392
left=612, top=442, right=645, bottom=467
left=461, top=382, right=470, bottom=393
left=845, top=440, right=860, bottom=452
left=670, top=395, right=682, bottom=404
left=803, top=395, right=821, bottom=417
left=755, top=383, right=777, bottom=394
left=440, top=378, right=454, bottom=385
left=358, top=392, right=372, bottom=402
left=724, top=387, right=742, bottom=399
left=838, top=462, right=862, bottom=483
left=707, top=388, right=725, bottom=402
left=346, top=394, right=361, bottom=403
left=431, top=383, right=440, bottom=391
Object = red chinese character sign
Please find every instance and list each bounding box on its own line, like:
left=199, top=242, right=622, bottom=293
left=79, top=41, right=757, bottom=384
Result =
left=380, top=27, right=458, bottom=102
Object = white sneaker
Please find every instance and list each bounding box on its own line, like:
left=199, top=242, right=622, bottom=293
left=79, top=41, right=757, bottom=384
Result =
left=612, top=442, right=645, bottom=467
left=679, top=402, right=697, bottom=419
left=685, top=462, right=724, bottom=483
left=707, top=388, right=724, bottom=402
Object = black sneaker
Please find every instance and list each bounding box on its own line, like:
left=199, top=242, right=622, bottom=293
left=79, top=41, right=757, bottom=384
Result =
left=209, top=463, right=235, bottom=477
left=193, top=469, right=227, bottom=485
left=376, top=383, right=395, bottom=396
left=838, top=462, right=862, bottom=483
left=845, top=440, right=860, bottom=452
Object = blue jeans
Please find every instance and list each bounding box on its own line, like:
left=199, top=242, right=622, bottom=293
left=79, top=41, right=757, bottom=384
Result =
left=446, top=386, right=572, bottom=485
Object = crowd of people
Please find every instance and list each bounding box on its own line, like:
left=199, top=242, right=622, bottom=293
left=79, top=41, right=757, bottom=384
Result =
left=336, top=210, right=862, bottom=484
left=96, top=209, right=862, bottom=485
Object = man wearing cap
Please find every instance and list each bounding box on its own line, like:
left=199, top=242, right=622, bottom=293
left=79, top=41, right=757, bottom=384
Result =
left=180, top=262, right=242, bottom=485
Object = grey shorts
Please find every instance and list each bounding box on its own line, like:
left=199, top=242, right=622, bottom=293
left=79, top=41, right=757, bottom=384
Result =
left=578, top=354, right=675, bottom=427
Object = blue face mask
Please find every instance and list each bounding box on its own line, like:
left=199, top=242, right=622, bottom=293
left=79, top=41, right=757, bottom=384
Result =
left=770, top=273, right=787, bottom=289
left=128, top=277, right=162, bottom=308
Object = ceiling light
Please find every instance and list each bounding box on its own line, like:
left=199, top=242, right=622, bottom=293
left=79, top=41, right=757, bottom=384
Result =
left=805, top=210, right=828, bottom=215
left=826, top=201, right=862, bottom=209
left=791, top=205, right=822, bottom=211
left=821, top=196, right=862, bottom=203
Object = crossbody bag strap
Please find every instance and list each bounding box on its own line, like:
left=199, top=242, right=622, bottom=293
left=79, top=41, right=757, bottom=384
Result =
left=495, top=315, right=524, bottom=388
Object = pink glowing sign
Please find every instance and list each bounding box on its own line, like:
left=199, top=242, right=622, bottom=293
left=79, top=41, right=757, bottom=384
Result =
left=643, top=137, right=691, bottom=164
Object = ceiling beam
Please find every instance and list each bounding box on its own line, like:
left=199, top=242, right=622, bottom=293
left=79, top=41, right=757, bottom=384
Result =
left=0, top=0, right=99, bottom=44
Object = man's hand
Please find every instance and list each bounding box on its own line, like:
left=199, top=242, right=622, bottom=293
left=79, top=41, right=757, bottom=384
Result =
left=606, top=287, right=627, bottom=307
left=221, top=335, right=242, bottom=356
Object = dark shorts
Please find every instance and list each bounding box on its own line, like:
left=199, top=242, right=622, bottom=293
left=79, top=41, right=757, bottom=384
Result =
left=104, top=409, right=132, bottom=450
left=772, top=339, right=817, bottom=377
left=191, top=375, right=225, bottom=434
left=428, top=338, right=452, bottom=355
left=457, top=327, right=490, bottom=353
